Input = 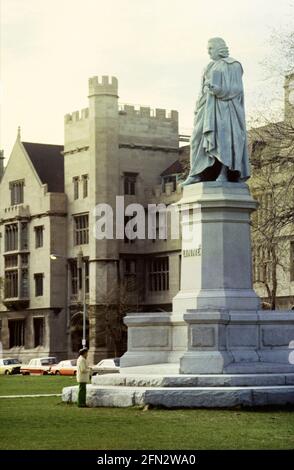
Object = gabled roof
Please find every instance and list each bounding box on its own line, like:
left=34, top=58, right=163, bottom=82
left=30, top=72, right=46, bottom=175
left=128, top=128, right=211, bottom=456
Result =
left=22, top=142, right=64, bottom=192
left=161, top=159, right=183, bottom=177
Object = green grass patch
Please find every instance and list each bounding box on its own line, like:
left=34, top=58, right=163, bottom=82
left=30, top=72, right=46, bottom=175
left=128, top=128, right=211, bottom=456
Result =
left=0, top=375, right=76, bottom=395
left=0, top=376, right=294, bottom=450
left=0, top=396, right=294, bottom=450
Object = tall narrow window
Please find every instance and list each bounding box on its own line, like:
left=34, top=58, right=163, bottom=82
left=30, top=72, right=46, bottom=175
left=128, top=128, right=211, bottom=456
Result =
left=35, top=226, right=44, bottom=248
left=5, top=224, right=18, bottom=251
left=34, top=273, right=44, bottom=297
left=124, top=259, right=137, bottom=291
left=148, top=257, right=169, bottom=292
left=5, top=270, right=18, bottom=298
left=34, top=318, right=44, bottom=347
left=124, top=172, right=137, bottom=195
left=71, top=260, right=78, bottom=295
left=82, top=175, right=88, bottom=198
left=74, top=214, right=89, bottom=245
left=8, top=319, right=25, bottom=347
left=73, top=177, right=79, bottom=200
left=10, top=180, right=24, bottom=205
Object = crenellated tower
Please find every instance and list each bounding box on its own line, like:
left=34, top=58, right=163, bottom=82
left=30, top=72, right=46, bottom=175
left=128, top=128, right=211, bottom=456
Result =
left=64, top=75, right=179, bottom=361
left=88, top=76, right=120, bottom=361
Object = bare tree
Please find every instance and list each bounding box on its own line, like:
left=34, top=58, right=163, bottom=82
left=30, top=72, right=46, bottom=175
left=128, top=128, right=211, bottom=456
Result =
left=248, top=26, right=294, bottom=310
left=250, top=157, right=291, bottom=309
left=249, top=120, right=294, bottom=230
left=93, top=279, right=141, bottom=357
left=261, top=26, right=294, bottom=81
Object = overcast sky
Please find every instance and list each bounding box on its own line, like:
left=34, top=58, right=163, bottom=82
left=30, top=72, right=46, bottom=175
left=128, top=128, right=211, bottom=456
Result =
left=1, top=0, right=293, bottom=160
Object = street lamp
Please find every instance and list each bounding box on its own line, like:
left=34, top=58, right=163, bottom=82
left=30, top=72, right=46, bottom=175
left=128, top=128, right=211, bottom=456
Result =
left=50, top=251, right=88, bottom=349
left=77, top=249, right=87, bottom=348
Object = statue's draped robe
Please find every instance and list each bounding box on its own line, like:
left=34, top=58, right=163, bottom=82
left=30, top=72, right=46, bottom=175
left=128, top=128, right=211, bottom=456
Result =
left=189, top=57, right=250, bottom=179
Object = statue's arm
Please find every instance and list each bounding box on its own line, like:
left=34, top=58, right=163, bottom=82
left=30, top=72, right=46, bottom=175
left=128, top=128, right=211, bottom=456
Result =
left=208, top=62, right=243, bottom=100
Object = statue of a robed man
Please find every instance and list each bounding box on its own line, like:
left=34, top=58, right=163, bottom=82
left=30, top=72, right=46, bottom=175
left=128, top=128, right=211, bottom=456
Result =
left=183, top=37, right=250, bottom=185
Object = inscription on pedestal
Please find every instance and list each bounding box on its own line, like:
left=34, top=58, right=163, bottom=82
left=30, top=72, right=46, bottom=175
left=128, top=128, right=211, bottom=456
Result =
left=183, top=245, right=202, bottom=257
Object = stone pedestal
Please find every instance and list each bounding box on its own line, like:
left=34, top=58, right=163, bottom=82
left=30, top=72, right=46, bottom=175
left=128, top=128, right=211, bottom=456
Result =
left=173, top=182, right=260, bottom=312
left=174, top=182, right=259, bottom=374
left=120, top=182, right=294, bottom=376
left=180, top=309, right=294, bottom=374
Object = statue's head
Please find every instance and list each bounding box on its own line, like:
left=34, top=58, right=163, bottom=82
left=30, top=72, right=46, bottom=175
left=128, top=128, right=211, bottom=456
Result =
left=208, top=37, right=229, bottom=60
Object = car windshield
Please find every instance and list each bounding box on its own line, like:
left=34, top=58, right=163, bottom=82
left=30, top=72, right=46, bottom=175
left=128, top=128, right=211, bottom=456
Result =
left=70, top=360, right=77, bottom=366
left=41, top=358, right=56, bottom=365
left=3, top=359, right=20, bottom=365
left=114, top=358, right=120, bottom=366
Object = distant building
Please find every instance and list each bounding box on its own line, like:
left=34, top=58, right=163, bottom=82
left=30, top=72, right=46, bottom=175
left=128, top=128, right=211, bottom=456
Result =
left=0, top=77, right=183, bottom=363
left=248, top=72, right=294, bottom=310
left=0, top=135, right=67, bottom=362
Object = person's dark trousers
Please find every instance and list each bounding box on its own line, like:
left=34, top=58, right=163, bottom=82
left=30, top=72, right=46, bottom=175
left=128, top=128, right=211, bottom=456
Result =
left=78, top=382, right=87, bottom=407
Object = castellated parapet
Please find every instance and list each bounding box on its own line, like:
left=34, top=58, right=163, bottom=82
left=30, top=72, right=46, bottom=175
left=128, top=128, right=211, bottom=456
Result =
left=88, top=75, right=118, bottom=97
left=64, top=108, right=89, bottom=124
left=64, top=107, right=90, bottom=149
left=119, top=104, right=178, bottom=122
left=64, top=75, right=179, bottom=149
left=118, top=102, right=178, bottom=148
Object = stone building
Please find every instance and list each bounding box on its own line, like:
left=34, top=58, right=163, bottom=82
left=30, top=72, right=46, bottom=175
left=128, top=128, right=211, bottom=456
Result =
left=0, top=133, right=67, bottom=362
left=64, top=76, right=182, bottom=362
left=0, top=76, right=183, bottom=362
left=248, top=72, right=294, bottom=310
left=1, top=73, right=293, bottom=363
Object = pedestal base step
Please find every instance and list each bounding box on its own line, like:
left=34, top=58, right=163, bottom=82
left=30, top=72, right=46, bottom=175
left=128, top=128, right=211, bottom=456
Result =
left=62, top=384, right=294, bottom=408
left=91, top=371, right=294, bottom=388
left=225, top=362, right=294, bottom=374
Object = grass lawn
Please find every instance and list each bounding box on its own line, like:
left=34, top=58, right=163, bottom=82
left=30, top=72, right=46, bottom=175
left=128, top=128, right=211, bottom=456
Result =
left=0, top=376, right=294, bottom=450
left=0, top=375, right=77, bottom=395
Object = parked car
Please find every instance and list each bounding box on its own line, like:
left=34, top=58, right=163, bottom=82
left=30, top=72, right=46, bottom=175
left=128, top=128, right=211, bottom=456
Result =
left=20, top=357, right=57, bottom=375
left=50, top=359, right=77, bottom=376
left=91, top=358, right=120, bottom=376
left=0, top=358, right=22, bottom=375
